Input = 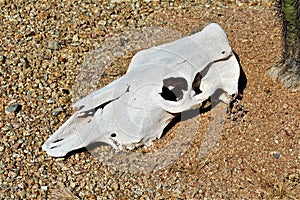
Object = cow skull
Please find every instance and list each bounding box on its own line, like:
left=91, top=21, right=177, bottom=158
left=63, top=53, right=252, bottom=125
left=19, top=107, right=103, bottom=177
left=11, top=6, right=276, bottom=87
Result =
left=42, top=23, right=240, bottom=157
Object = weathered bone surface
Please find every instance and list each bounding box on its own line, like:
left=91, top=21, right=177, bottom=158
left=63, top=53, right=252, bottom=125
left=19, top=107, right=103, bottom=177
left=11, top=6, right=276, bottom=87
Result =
left=42, top=23, right=240, bottom=157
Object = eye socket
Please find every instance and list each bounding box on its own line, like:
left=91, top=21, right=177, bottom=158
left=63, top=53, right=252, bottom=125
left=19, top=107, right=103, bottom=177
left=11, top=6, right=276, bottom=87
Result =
left=160, top=77, right=188, bottom=102
left=221, top=51, right=226, bottom=55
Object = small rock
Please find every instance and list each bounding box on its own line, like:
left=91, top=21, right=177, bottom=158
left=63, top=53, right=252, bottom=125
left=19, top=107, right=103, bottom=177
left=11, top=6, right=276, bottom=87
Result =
left=62, top=166, right=70, bottom=171
left=113, top=51, right=125, bottom=57
left=5, top=104, right=22, bottom=114
left=0, top=54, right=5, bottom=63
left=70, top=181, right=76, bottom=188
left=41, top=186, right=48, bottom=191
left=272, top=152, right=280, bottom=159
left=52, top=107, right=64, bottom=116
left=47, top=40, right=61, bottom=50
left=111, top=183, right=119, bottom=191
left=50, top=83, right=57, bottom=89
left=8, top=171, right=17, bottom=178
left=73, top=171, right=82, bottom=175
left=237, top=158, right=243, bottom=164
left=47, top=99, right=54, bottom=104
left=12, top=153, right=20, bottom=158
left=91, top=32, right=97, bottom=39
left=11, top=141, right=21, bottom=149
left=72, top=34, right=79, bottom=42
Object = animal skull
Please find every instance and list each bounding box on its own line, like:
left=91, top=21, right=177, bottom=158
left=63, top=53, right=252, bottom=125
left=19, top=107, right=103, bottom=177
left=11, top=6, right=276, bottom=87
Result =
left=42, top=23, right=240, bottom=157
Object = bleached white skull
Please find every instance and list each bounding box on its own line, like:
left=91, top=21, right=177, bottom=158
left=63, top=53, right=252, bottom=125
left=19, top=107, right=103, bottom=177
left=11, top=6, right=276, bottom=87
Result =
left=42, top=23, right=240, bottom=157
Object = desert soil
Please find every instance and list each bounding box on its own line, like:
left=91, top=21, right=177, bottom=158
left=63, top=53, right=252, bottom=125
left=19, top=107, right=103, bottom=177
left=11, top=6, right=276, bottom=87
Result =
left=0, top=0, right=299, bottom=199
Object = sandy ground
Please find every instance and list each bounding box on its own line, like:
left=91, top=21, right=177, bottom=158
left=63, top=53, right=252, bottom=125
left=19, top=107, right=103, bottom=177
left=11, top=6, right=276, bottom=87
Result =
left=0, top=0, right=299, bottom=199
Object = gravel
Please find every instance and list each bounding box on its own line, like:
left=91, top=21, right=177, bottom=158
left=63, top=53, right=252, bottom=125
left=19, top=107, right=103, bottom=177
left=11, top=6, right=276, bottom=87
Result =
left=1, top=0, right=299, bottom=199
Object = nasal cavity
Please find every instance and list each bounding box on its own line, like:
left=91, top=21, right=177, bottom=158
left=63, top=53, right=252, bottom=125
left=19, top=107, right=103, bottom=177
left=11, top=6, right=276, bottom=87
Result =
left=111, top=133, right=117, bottom=137
left=160, top=77, right=188, bottom=101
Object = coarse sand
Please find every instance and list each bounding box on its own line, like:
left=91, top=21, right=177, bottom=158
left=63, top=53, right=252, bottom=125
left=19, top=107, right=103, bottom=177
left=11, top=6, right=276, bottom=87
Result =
left=0, top=0, right=299, bottom=199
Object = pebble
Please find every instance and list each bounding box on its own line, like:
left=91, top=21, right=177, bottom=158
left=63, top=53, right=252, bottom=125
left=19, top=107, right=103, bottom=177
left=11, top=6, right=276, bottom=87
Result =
left=0, top=54, right=5, bottom=63
left=52, top=107, right=64, bottom=116
left=72, top=35, right=79, bottom=42
left=272, top=152, right=280, bottom=159
left=70, top=181, right=76, bottom=188
left=40, top=186, right=48, bottom=191
left=111, top=183, right=120, bottom=191
left=47, top=99, right=54, bottom=104
left=47, top=40, right=61, bottom=50
left=5, top=104, right=22, bottom=114
left=237, top=158, right=243, bottom=164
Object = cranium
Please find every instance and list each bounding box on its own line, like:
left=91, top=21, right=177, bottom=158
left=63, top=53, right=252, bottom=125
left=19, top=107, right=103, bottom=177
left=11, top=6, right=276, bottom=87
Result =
left=42, top=23, right=240, bottom=157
